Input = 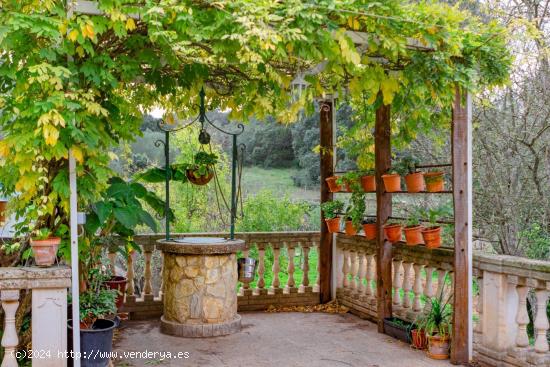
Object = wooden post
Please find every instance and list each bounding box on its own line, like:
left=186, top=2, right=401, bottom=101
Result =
left=451, top=86, right=472, bottom=364
left=319, top=99, right=334, bottom=303
left=375, top=100, right=392, bottom=332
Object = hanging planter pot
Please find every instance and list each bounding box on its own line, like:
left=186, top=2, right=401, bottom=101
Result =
left=403, top=225, right=424, bottom=246
left=424, top=172, right=445, bottom=192
left=0, top=199, right=8, bottom=223
left=404, top=172, right=425, bottom=192
left=427, top=334, right=450, bottom=360
left=325, top=217, right=341, bottom=233
left=383, top=223, right=402, bottom=243
left=422, top=226, right=442, bottom=249
left=344, top=220, right=357, bottom=236
left=382, top=174, right=401, bottom=192
left=361, top=175, right=376, bottom=192
left=186, top=169, right=214, bottom=185
left=362, top=220, right=377, bottom=241
left=30, top=236, right=61, bottom=267
left=325, top=176, right=342, bottom=192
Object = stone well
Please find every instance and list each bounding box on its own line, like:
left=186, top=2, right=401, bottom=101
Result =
left=156, top=237, right=245, bottom=337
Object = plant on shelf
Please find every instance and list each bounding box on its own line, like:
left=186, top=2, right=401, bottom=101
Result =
left=417, top=286, right=452, bottom=360
left=424, top=169, right=445, bottom=192
left=362, top=218, right=377, bottom=241
left=399, top=155, right=425, bottom=192
left=382, top=157, right=411, bottom=192
left=344, top=191, right=366, bottom=236
left=337, top=172, right=362, bottom=193
left=321, top=200, right=344, bottom=233
left=383, top=221, right=403, bottom=243
left=325, top=175, right=342, bottom=193
left=185, top=151, right=218, bottom=185
left=359, top=169, right=376, bottom=192
left=403, top=207, right=424, bottom=246
left=29, top=227, right=63, bottom=267
left=421, top=205, right=451, bottom=249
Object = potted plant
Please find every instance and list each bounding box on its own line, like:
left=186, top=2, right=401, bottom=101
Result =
left=362, top=218, right=377, bottom=241
left=400, top=155, right=425, bottom=192
left=344, top=191, right=366, bottom=236
left=68, top=268, right=118, bottom=367
left=338, top=172, right=362, bottom=193
left=424, top=170, right=445, bottom=192
left=422, top=288, right=452, bottom=360
left=421, top=208, right=442, bottom=249
left=321, top=200, right=344, bottom=233
left=411, top=327, right=428, bottom=350
left=344, top=217, right=357, bottom=236
left=383, top=317, right=414, bottom=343
left=360, top=169, right=376, bottom=192
left=383, top=222, right=403, bottom=243
left=185, top=151, right=218, bottom=185
left=325, top=175, right=342, bottom=192
left=403, top=208, right=424, bottom=246
left=0, top=197, right=7, bottom=223
left=30, top=228, right=62, bottom=267
left=381, top=169, right=401, bottom=193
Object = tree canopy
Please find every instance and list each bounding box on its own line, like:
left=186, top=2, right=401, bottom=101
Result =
left=0, top=0, right=510, bottom=237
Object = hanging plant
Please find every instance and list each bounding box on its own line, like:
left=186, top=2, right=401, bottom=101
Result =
left=185, top=152, right=218, bottom=185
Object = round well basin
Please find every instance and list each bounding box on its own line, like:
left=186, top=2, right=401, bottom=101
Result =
left=156, top=237, right=245, bottom=337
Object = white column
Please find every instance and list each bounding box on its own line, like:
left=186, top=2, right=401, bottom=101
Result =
left=401, top=262, right=413, bottom=310
left=514, top=285, right=529, bottom=348
left=358, top=251, right=367, bottom=295
left=412, top=264, right=424, bottom=312
left=1, top=290, right=19, bottom=367
left=392, top=260, right=403, bottom=307
left=300, top=244, right=310, bottom=292
left=534, top=288, right=549, bottom=353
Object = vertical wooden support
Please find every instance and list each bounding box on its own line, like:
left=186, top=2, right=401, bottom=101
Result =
left=319, top=99, right=334, bottom=303
left=451, top=86, right=473, bottom=364
left=375, top=101, right=392, bottom=332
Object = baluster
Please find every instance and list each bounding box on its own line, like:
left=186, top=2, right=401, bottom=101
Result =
left=255, top=244, right=266, bottom=295
left=242, top=248, right=251, bottom=294
left=126, top=250, right=135, bottom=302
left=424, top=266, right=435, bottom=313
left=343, top=247, right=350, bottom=289
left=143, top=246, right=153, bottom=300
left=533, top=287, right=549, bottom=353
left=285, top=242, right=296, bottom=293
left=366, top=255, right=376, bottom=302
left=515, top=284, right=529, bottom=348
left=474, top=273, right=483, bottom=336
left=300, top=243, right=310, bottom=293
left=314, top=242, right=320, bottom=292
left=412, top=263, right=424, bottom=313
left=1, top=290, right=19, bottom=367
left=270, top=245, right=281, bottom=294
left=392, top=260, right=403, bottom=308
left=358, top=251, right=367, bottom=296
left=401, top=262, right=413, bottom=312
left=350, top=249, right=359, bottom=293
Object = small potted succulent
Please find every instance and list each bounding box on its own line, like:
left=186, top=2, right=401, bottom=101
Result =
left=362, top=218, right=377, bottom=241
left=424, top=170, right=445, bottom=192
left=185, top=151, right=218, bottom=185
left=403, top=208, right=424, bottom=246
left=400, top=155, right=425, bottom=192
left=383, top=222, right=403, bottom=243
left=360, top=169, right=376, bottom=192
left=421, top=208, right=442, bottom=249
left=325, top=175, right=342, bottom=192
left=321, top=200, right=344, bottom=233
left=30, top=228, right=61, bottom=267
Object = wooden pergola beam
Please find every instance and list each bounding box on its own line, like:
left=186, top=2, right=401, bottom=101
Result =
left=374, top=99, right=393, bottom=332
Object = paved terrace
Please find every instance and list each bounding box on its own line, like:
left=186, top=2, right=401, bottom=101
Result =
left=113, top=312, right=450, bottom=367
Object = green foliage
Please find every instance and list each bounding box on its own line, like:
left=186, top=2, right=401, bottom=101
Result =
left=77, top=268, right=117, bottom=328
left=406, top=206, right=423, bottom=227
left=236, top=190, right=315, bottom=232
left=346, top=192, right=366, bottom=229
left=31, top=227, right=54, bottom=240
left=523, top=224, right=550, bottom=261
left=185, top=152, right=218, bottom=178
left=415, top=286, right=453, bottom=337
left=393, top=154, right=420, bottom=176
left=320, top=200, right=344, bottom=220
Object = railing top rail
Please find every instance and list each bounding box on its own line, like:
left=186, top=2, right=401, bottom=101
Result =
left=474, top=252, right=550, bottom=282
left=0, top=266, right=71, bottom=290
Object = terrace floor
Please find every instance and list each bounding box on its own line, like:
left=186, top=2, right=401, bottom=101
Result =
left=113, top=312, right=450, bottom=367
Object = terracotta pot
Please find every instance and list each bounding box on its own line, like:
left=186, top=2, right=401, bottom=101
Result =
left=427, top=334, right=450, bottom=360
left=361, top=175, right=376, bottom=192
left=422, top=226, right=442, bottom=249
left=404, top=172, right=425, bottom=192
left=383, top=224, right=402, bottom=243
left=412, top=329, right=428, bottom=350
left=325, top=217, right=341, bottom=233
left=104, top=276, right=127, bottom=309
left=382, top=174, right=401, bottom=192
left=325, top=176, right=342, bottom=192
left=186, top=169, right=214, bottom=185
left=362, top=223, right=377, bottom=241
left=0, top=200, right=7, bottom=223
left=424, top=172, right=445, bottom=192
left=345, top=221, right=357, bottom=236
left=344, top=181, right=353, bottom=193
left=30, top=237, right=61, bottom=267
left=403, top=225, right=424, bottom=246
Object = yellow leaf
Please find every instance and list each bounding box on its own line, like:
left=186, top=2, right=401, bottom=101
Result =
left=71, top=146, right=84, bottom=163
left=380, top=78, right=400, bottom=105
left=0, top=140, right=9, bottom=157
left=68, top=29, right=78, bottom=42
left=126, top=18, right=136, bottom=31
left=82, top=24, right=95, bottom=39
left=76, top=46, right=85, bottom=57
left=43, top=124, right=59, bottom=146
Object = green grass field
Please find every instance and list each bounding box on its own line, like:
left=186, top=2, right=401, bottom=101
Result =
left=242, top=167, right=319, bottom=202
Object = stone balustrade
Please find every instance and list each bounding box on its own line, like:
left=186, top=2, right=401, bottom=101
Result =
left=0, top=266, right=71, bottom=367
left=115, top=232, right=321, bottom=318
